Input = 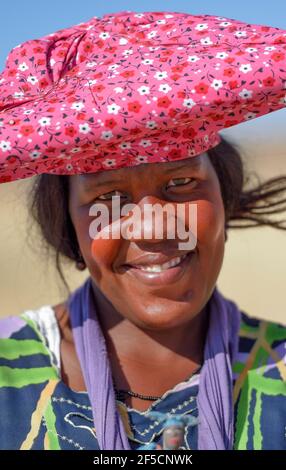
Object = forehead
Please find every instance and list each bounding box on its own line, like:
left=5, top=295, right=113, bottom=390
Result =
left=75, top=152, right=207, bottom=186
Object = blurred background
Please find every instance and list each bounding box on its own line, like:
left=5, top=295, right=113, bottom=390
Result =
left=0, top=1, right=285, bottom=322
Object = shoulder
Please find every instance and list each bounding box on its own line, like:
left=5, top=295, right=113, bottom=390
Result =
left=233, top=311, right=286, bottom=450
left=0, top=305, right=61, bottom=385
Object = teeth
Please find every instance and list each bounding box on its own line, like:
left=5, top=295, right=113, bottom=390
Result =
left=134, top=254, right=188, bottom=272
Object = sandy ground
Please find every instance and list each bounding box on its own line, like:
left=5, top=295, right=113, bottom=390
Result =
left=0, top=112, right=285, bottom=323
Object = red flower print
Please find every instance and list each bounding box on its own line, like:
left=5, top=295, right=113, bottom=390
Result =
left=271, top=52, right=285, bottom=62
left=20, top=125, right=34, bottom=136
left=36, top=59, right=45, bottom=66
left=83, top=42, right=94, bottom=53
left=8, top=69, right=17, bottom=77
left=105, top=118, right=117, bottom=129
left=182, top=128, right=197, bottom=139
left=194, top=82, right=209, bottom=94
left=157, top=97, right=172, bottom=108
left=20, top=49, right=27, bottom=57
left=127, top=101, right=142, bottom=113
left=95, top=40, right=105, bottom=48
left=21, top=84, right=31, bottom=92
left=76, top=112, right=86, bottom=120
left=170, top=73, right=181, bottom=81
left=274, top=36, right=286, bottom=44
left=57, top=49, right=68, bottom=58
left=177, top=91, right=187, bottom=98
left=263, top=76, right=276, bottom=87
left=168, top=108, right=178, bottom=118
left=225, top=120, right=239, bottom=126
left=171, top=64, right=185, bottom=73
left=91, top=84, right=105, bottom=93
left=120, top=70, right=135, bottom=79
left=223, top=68, right=235, bottom=77
left=33, top=46, right=44, bottom=53
left=130, top=127, right=142, bottom=135
left=224, top=57, right=235, bottom=64
left=39, top=79, right=49, bottom=88
left=0, top=176, right=12, bottom=183
left=229, top=80, right=238, bottom=89
left=65, top=126, right=77, bottom=137
left=169, top=149, right=182, bottom=159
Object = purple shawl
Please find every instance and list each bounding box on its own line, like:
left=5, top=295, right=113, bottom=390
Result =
left=68, top=277, right=241, bottom=450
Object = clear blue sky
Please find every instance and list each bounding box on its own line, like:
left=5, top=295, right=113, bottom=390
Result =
left=1, top=0, right=286, bottom=68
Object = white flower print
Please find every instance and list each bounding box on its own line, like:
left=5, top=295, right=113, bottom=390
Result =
left=154, top=71, right=168, bottom=80
left=216, top=52, right=229, bottom=59
left=211, top=79, right=223, bottom=90
left=135, top=155, right=148, bottom=163
left=244, top=112, right=257, bottom=120
left=200, top=37, right=213, bottom=45
left=245, top=47, right=258, bottom=53
left=38, top=117, right=51, bottom=126
left=139, top=139, right=152, bottom=147
left=107, top=103, right=121, bottom=115
left=219, top=21, right=232, bottom=27
left=103, top=159, right=116, bottom=167
left=66, top=164, right=74, bottom=171
left=147, top=31, right=157, bottom=39
left=195, top=23, right=209, bottom=31
left=183, top=98, right=196, bottom=108
left=86, top=61, right=97, bottom=68
left=137, top=86, right=150, bottom=95
left=71, top=101, right=85, bottom=111
left=239, top=89, right=253, bottom=99
left=108, top=64, right=120, bottom=71
left=119, top=37, right=128, bottom=45
left=142, top=58, right=154, bottom=65
left=71, top=147, right=82, bottom=153
left=264, top=46, right=276, bottom=51
left=27, top=76, right=38, bottom=85
left=114, top=87, right=124, bottom=93
left=101, top=131, right=113, bottom=140
left=18, top=62, right=29, bottom=71
left=119, top=142, right=132, bottom=150
left=13, top=92, right=25, bottom=98
left=239, top=64, right=253, bottom=74
left=79, top=123, right=91, bottom=134
left=122, top=49, right=134, bottom=57
left=234, top=31, right=248, bottom=38
left=30, top=150, right=41, bottom=159
left=159, top=84, right=172, bottom=94
left=146, top=121, right=157, bottom=129
left=99, top=32, right=110, bottom=40
left=187, top=55, right=200, bottom=63
left=0, top=141, right=11, bottom=152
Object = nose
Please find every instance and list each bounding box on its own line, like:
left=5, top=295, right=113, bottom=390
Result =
left=120, top=195, right=179, bottom=244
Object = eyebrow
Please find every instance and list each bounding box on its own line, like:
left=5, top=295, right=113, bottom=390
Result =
left=80, top=157, right=202, bottom=191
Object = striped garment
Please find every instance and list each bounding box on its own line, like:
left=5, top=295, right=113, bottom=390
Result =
left=0, top=305, right=285, bottom=450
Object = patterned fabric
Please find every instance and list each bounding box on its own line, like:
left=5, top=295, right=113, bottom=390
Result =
left=0, top=305, right=285, bottom=450
left=1, top=10, right=286, bottom=183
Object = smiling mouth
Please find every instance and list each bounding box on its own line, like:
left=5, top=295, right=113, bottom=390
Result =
left=126, top=253, right=189, bottom=273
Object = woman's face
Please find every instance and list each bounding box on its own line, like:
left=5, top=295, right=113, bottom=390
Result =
left=69, top=153, right=225, bottom=330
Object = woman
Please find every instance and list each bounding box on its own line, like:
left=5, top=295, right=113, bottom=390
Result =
left=0, top=10, right=286, bottom=450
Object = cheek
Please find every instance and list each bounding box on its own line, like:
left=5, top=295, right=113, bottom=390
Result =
left=196, top=198, right=225, bottom=245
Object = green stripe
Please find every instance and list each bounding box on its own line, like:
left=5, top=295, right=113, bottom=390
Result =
left=253, top=391, right=262, bottom=450
left=0, top=339, right=50, bottom=360
left=44, top=399, right=60, bottom=450
left=234, top=377, right=251, bottom=450
left=0, top=366, right=58, bottom=388
left=233, top=362, right=245, bottom=374
left=248, top=370, right=286, bottom=396
left=265, top=322, right=286, bottom=343
left=240, top=322, right=260, bottom=335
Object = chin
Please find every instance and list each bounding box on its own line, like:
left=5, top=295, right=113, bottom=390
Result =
left=127, top=295, right=201, bottom=331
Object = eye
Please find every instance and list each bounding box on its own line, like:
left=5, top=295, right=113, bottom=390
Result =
left=97, top=190, right=124, bottom=200
left=166, top=177, right=196, bottom=189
